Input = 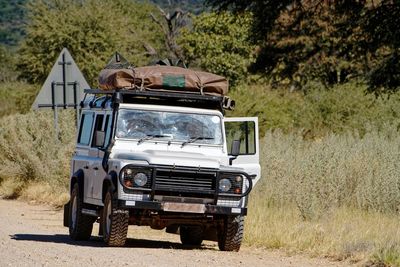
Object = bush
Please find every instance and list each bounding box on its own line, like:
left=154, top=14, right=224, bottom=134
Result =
left=228, top=81, right=400, bottom=137
left=259, top=129, right=400, bottom=217
left=0, top=81, right=38, bottom=117
left=0, top=110, right=75, bottom=205
left=244, top=129, right=400, bottom=265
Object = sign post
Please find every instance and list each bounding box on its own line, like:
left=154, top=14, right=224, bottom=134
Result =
left=31, top=48, right=90, bottom=138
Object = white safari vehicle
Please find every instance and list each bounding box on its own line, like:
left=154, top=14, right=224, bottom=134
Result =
left=64, top=81, right=261, bottom=251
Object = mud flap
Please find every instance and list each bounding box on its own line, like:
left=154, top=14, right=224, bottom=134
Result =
left=63, top=201, right=70, bottom=227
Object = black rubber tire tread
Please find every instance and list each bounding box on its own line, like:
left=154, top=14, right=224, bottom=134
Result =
left=180, top=226, right=203, bottom=246
left=69, top=183, right=94, bottom=241
left=218, top=215, right=244, bottom=252
left=102, top=188, right=128, bottom=247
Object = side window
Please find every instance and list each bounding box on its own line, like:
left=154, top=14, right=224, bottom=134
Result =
left=78, top=112, right=94, bottom=146
left=225, top=121, right=256, bottom=155
left=104, top=114, right=112, bottom=148
left=91, top=114, right=104, bottom=147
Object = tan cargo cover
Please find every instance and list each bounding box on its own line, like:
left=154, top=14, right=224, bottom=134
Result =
left=98, top=66, right=229, bottom=96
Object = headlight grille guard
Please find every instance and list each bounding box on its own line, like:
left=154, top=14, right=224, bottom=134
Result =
left=216, top=171, right=253, bottom=198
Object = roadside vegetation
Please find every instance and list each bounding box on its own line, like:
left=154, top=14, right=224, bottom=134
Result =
left=246, top=130, right=400, bottom=266
left=0, top=0, right=400, bottom=266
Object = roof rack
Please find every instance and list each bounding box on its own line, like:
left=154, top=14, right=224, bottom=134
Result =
left=83, top=89, right=235, bottom=112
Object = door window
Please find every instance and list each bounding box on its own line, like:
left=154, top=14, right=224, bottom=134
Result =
left=78, top=112, right=94, bottom=146
left=225, top=121, right=256, bottom=155
left=104, top=114, right=112, bottom=148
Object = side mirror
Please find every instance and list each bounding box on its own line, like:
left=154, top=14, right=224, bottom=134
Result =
left=229, top=140, right=241, bottom=165
left=94, top=130, right=105, bottom=147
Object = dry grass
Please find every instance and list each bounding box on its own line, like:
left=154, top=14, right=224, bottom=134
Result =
left=244, top=130, right=400, bottom=266
left=0, top=111, right=400, bottom=265
left=0, top=110, right=75, bottom=206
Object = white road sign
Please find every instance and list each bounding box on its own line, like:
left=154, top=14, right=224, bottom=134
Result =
left=31, top=48, right=90, bottom=110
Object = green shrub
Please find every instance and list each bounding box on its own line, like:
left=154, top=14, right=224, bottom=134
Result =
left=0, top=81, right=38, bottom=117
left=0, top=110, right=75, bottom=200
left=228, top=81, right=400, bottom=137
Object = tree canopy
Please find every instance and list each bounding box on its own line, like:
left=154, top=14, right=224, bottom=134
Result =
left=17, top=0, right=166, bottom=86
left=206, top=0, right=400, bottom=93
left=179, top=12, right=255, bottom=85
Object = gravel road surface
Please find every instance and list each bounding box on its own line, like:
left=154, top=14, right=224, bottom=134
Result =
left=0, top=199, right=352, bottom=267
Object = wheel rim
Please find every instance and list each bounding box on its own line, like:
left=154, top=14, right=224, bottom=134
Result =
left=105, top=198, right=111, bottom=236
left=71, top=195, right=77, bottom=229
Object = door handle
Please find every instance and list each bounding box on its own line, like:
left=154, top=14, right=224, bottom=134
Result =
left=93, top=167, right=99, bottom=170
left=83, top=166, right=89, bottom=169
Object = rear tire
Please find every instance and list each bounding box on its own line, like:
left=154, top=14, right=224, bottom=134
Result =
left=102, top=187, right=128, bottom=247
left=218, top=215, right=244, bottom=252
left=69, top=183, right=94, bottom=240
left=180, top=226, right=203, bottom=246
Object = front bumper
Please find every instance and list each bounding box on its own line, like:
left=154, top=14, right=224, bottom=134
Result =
left=117, top=200, right=247, bottom=216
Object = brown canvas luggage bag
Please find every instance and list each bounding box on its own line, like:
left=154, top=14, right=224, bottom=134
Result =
left=98, top=66, right=229, bottom=96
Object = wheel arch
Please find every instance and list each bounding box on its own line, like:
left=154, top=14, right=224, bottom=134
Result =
left=70, top=169, right=84, bottom=199
left=102, top=170, right=118, bottom=203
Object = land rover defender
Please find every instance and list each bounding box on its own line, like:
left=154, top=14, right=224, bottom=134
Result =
left=64, top=67, right=261, bottom=251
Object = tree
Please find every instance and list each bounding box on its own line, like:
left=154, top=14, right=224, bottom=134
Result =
left=17, top=0, right=166, bottom=86
left=150, top=6, right=189, bottom=62
left=206, top=0, right=400, bottom=92
left=362, top=0, right=400, bottom=94
left=179, top=12, right=255, bottom=85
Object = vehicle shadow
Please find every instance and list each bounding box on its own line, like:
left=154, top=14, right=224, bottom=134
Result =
left=10, top=234, right=213, bottom=250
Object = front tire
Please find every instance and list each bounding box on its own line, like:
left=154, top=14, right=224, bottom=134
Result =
left=180, top=226, right=203, bottom=246
left=218, top=215, right=244, bottom=252
left=102, top=187, right=128, bottom=247
left=69, top=183, right=94, bottom=240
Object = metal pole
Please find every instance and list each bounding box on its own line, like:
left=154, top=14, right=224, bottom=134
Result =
left=73, top=82, right=80, bottom=129
left=51, top=82, right=59, bottom=140
left=61, top=53, right=67, bottom=109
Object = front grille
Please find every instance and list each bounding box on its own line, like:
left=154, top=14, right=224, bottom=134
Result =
left=154, top=168, right=216, bottom=195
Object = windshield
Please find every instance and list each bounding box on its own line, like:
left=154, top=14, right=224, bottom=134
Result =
left=116, top=109, right=223, bottom=145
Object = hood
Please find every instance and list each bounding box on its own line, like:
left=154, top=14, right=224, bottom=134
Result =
left=113, top=149, right=221, bottom=169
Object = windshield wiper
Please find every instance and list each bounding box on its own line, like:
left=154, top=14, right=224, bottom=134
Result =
left=181, top=136, right=214, bottom=147
left=137, top=134, right=170, bottom=145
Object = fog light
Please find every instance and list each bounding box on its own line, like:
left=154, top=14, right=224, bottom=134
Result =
left=133, top=172, right=148, bottom=187
left=219, top=178, right=232, bottom=192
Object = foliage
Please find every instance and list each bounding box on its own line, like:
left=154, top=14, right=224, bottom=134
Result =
left=179, top=12, right=255, bottom=85
left=0, top=0, right=26, bottom=46
left=149, top=0, right=205, bottom=14
left=244, top=128, right=400, bottom=265
left=0, top=81, right=38, bottom=117
left=228, top=81, right=400, bottom=137
left=206, top=0, right=400, bottom=93
left=0, top=45, right=19, bottom=82
left=17, top=0, right=166, bottom=86
left=0, top=110, right=75, bottom=205
left=362, top=1, right=400, bottom=93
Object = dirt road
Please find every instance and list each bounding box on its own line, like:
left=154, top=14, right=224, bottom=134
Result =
left=0, top=199, right=351, bottom=267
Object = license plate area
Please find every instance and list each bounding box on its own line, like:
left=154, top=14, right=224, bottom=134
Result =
left=163, top=202, right=205, bottom=213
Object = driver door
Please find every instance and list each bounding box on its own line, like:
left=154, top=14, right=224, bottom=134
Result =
left=224, top=117, right=261, bottom=185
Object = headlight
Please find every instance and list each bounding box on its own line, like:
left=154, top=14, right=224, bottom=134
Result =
left=120, top=166, right=152, bottom=189
left=218, top=174, right=245, bottom=195
left=133, top=172, right=148, bottom=187
left=219, top=178, right=232, bottom=192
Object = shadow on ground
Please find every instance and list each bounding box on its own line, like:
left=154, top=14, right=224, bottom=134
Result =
left=10, top=234, right=213, bottom=250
